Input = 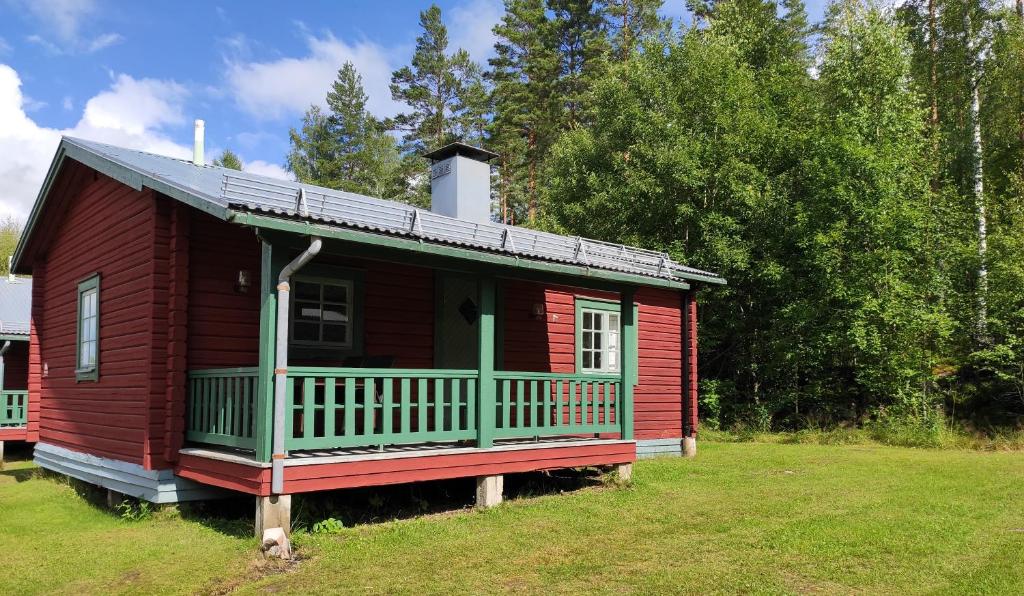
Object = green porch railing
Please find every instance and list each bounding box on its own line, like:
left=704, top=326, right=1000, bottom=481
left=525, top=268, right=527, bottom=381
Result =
left=284, top=368, right=479, bottom=451
left=0, top=390, right=28, bottom=427
left=186, top=367, right=258, bottom=449
left=184, top=367, right=626, bottom=453
left=493, top=372, right=620, bottom=439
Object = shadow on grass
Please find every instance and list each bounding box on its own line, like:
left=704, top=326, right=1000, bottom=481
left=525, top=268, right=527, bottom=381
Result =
left=286, top=466, right=608, bottom=532
left=7, top=439, right=611, bottom=539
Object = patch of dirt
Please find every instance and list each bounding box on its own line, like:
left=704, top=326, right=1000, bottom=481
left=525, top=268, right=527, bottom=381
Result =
left=204, top=549, right=306, bottom=595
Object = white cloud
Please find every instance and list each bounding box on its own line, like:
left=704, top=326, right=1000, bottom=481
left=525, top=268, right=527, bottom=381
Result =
left=81, top=74, right=188, bottom=135
left=0, top=64, right=192, bottom=221
left=0, top=37, right=11, bottom=55
left=16, top=0, right=96, bottom=42
left=448, top=0, right=503, bottom=63
left=86, top=32, right=123, bottom=53
left=62, top=96, right=73, bottom=111
left=12, top=0, right=121, bottom=54
left=225, top=32, right=402, bottom=120
left=243, top=160, right=292, bottom=181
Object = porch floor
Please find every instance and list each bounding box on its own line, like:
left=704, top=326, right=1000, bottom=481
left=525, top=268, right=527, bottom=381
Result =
left=175, top=438, right=636, bottom=495
left=180, top=436, right=631, bottom=468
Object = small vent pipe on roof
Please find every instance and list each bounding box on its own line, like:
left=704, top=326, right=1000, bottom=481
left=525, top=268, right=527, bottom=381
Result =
left=271, top=235, right=323, bottom=494
left=192, top=119, right=205, bottom=166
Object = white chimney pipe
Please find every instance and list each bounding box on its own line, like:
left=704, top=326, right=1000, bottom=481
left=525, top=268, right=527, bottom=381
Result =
left=192, top=119, right=205, bottom=165
left=424, top=142, right=497, bottom=224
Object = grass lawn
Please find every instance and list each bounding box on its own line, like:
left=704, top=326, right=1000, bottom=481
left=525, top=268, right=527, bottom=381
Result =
left=2, top=442, right=1023, bottom=595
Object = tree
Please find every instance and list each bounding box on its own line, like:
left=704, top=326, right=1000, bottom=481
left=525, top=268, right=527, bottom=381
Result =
left=212, top=149, right=242, bottom=171
left=601, top=0, right=667, bottom=60
left=489, top=0, right=561, bottom=223
left=287, top=105, right=336, bottom=187
left=792, top=0, right=950, bottom=417
left=288, top=62, right=406, bottom=200
left=390, top=4, right=489, bottom=153
left=0, top=216, right=20, bottom=277
left=390, top=4, right=491, bottom=206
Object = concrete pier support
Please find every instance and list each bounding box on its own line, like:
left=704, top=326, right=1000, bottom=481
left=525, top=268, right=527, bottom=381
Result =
left=0, top=440, right=4, bottom=470
left=256, top=495, right=292, bottom=536
left=475, top=475, right=503, bottom=508
left=613, top=462, right=633, bottom=483
left=682, top=437, right=697, bottom=458
left=106, top=489, right=121, bottom=509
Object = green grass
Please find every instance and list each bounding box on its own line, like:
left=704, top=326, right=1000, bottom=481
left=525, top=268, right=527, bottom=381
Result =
left=3, top=443, right=1024, bottom=594
left=0, top=457, right=254, bottom=595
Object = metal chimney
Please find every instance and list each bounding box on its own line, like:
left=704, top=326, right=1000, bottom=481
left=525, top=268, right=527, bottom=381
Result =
left=192, top=119, right=205, bottom=165
left=424, top=142, right=498, bottom=224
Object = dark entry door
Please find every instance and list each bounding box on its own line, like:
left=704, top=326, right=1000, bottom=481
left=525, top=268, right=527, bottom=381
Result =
left=435, top=275, right=480, bottom=369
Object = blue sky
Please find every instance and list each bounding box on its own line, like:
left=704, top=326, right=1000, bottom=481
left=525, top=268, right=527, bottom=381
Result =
left=0, top=0, right=830, bottom=220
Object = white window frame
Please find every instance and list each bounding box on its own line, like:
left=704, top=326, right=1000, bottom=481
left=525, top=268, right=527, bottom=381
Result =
left=289, top=277, right=354, bottom=348
left=580, top=307, right=620, bottom=374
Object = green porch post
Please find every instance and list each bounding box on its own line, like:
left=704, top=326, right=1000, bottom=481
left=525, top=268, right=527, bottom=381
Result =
left=477, top=277, right=496, bottom=448
left=620, top=288, right=636, bottom=440
left=255, top=241, right=283, bottom=462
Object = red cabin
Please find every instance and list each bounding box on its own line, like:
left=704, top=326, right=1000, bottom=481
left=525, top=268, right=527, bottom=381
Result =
left=0, top=275, right=34, bottom=454
left=13, top=138, right=724, bottom=533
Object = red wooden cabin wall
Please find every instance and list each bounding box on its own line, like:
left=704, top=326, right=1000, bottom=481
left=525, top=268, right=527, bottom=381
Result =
left=500, top=281, right=688, bottom=440
left=186, top=211, right=263, bottom=369
left=33, top=174, right=158, bottom=464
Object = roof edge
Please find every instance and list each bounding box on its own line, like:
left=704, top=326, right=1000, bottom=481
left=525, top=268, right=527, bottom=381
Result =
left=13, top=137, right=232, bottom=273
left=228, top=210, right=693, bottom=291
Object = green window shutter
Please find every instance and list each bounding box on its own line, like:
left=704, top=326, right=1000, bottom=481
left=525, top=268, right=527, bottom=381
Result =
left=75, top=274, right=101, bottom=382
left=574, top=297, right=638, bottom=386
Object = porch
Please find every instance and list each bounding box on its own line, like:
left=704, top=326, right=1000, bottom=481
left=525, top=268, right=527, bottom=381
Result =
left=176, top=366, right=634, bottom=495
left=0, top=389, right=29, bottom=441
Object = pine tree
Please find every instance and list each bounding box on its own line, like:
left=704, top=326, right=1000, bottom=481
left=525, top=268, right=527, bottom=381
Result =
left=489, top=0, right=560, bottom=223
left=390, top=4, right=489, bottom=153
left=548, top=0, right=611, bottom=127
left=601, top=0, right=667, bottom=60
left=390, top=4, right=491, bottom=206
left=288, top=62, right=406, bottom=199
left=212, top=149, right=243, bottom=171
left=287, top=105, right=335, bottom=186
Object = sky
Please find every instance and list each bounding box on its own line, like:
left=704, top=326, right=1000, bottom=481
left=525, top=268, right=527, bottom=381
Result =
left=0, top=0, right=830, bottom=221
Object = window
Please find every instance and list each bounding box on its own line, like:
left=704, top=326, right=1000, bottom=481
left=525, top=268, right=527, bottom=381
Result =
left=575, top=297, right=638, bottom=383
left=76, top=275, right=100, bottom=381
left=580, top=308, right=620, bottom=373
left=290, top=278, right=353, bottom=347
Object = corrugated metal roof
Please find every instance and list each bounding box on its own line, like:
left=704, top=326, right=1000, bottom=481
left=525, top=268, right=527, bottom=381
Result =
left=0, top=277, right=32, bottom=337
left=57, top=137, right=724, bottom=285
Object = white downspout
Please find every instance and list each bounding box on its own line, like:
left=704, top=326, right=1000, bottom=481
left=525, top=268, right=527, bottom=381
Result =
left=271, top=237, right=322, bottom=494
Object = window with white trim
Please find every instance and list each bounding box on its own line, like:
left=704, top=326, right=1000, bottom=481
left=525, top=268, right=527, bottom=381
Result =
left=580, top=308, right=620, bottom=373
left=290, top=278, right=353, bottom=347
left=76, top=275, right=100, bottom=381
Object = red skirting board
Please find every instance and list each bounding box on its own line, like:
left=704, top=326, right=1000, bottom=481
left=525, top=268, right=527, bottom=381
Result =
left=0, top=428, right=29, bottom=441
left=175, top=441, right=636, bottom=496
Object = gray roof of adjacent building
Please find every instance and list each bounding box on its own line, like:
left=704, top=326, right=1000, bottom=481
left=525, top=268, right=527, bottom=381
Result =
left=0, top=277, right=32, bottom=338
left=16, top=137, right=725, bottom=288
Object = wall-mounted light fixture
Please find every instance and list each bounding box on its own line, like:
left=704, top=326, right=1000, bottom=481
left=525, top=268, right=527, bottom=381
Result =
left=531, top=303, right=546, bottom=320
left=235, top=269, right=251, bottom=294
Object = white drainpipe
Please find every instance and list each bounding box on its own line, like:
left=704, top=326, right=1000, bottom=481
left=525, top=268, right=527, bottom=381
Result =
left=271, top=237, right=322, bottom=494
